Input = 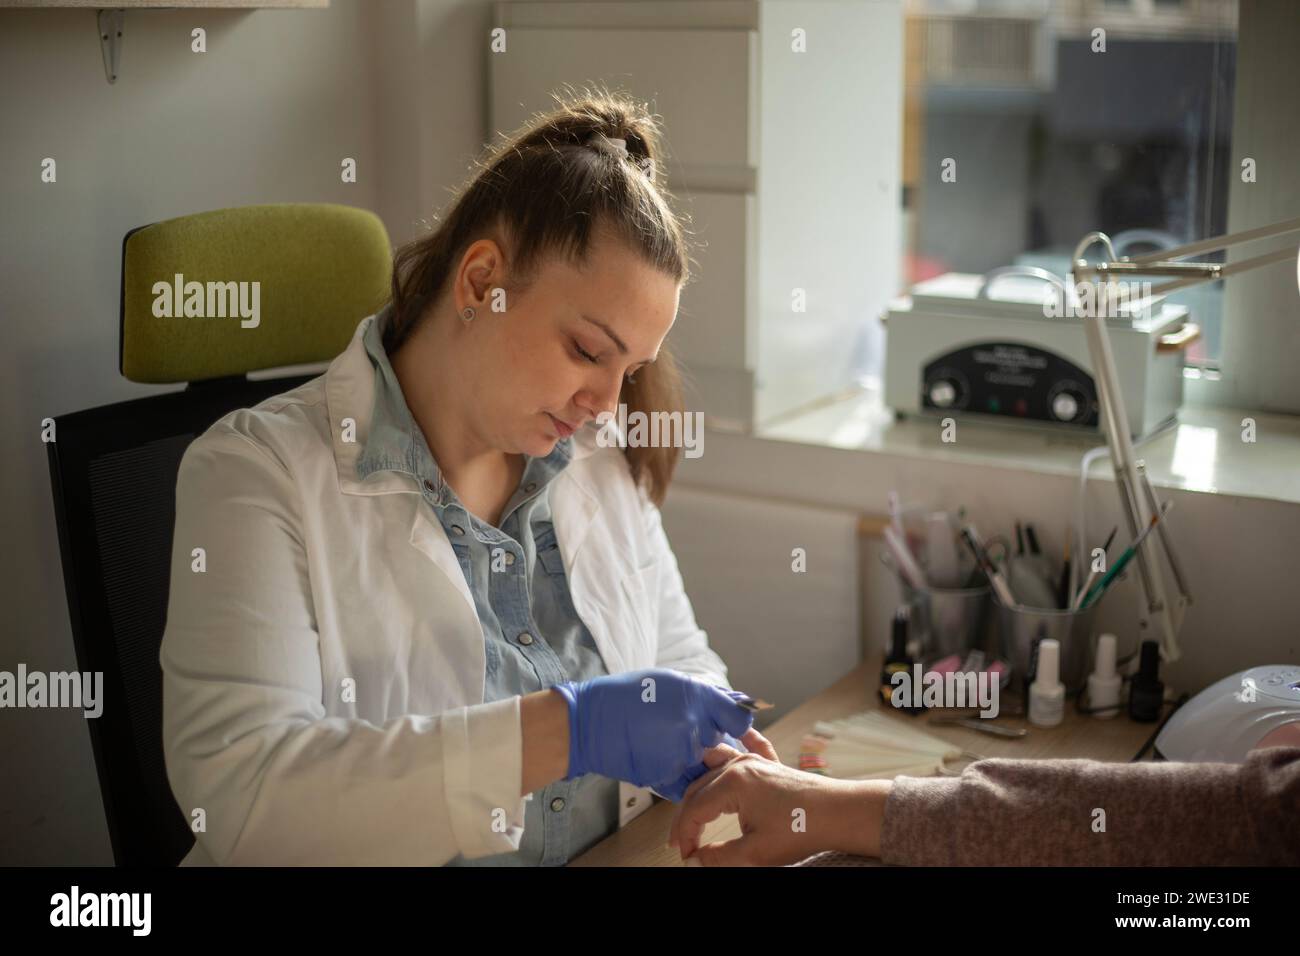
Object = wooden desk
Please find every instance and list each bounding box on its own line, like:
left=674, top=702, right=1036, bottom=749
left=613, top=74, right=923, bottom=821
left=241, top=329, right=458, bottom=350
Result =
left=571, top=660, right=1157, bottom=866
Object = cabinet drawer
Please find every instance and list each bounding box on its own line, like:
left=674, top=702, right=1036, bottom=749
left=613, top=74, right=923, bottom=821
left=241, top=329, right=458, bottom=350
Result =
left=489, top=28, right=756, bottom=174
left=674, top=190, right=753, bottom=370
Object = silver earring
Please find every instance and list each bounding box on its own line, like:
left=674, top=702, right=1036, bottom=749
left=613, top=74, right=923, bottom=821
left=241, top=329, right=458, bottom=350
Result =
left=461, top=307, right=476, bottom=323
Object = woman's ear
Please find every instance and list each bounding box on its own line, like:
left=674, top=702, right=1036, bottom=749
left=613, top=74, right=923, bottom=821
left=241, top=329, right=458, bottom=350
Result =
left=455, top=238, right=508, bottom=310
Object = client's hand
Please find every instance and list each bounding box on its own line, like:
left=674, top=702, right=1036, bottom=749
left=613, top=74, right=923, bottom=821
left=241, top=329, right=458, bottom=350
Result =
left=717, top=728, right=779, bottom=761
left=668, top=753, right=892, bottom=865
left=661, top=726, right=780, bottom=800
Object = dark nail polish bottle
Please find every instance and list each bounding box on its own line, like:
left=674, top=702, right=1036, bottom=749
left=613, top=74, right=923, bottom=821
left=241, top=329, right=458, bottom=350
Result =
left=881, top=607, right=920, bottom=714
left=1128, top=640, right=1165, bottom=722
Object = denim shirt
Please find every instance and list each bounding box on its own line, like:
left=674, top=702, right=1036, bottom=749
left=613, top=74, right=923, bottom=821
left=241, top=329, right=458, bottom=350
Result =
left=354, top=306, right=619, bottom=866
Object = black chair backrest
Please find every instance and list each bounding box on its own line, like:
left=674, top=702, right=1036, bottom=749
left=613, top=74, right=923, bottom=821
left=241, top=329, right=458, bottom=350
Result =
left=47, top=373, right=314, bottom=866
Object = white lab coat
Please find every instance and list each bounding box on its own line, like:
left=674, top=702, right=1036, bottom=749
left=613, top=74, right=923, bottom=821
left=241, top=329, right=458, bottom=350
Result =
left=160, top=313, right=731, bottom=865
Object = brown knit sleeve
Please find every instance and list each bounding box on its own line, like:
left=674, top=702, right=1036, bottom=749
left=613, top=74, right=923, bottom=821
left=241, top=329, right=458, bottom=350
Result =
left=877, top=746, right=1300, bottom=866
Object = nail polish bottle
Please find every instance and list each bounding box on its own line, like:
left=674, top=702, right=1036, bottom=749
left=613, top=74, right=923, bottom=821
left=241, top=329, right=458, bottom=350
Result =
left=1087, top=633, right=1122, bottom=718
left=1028, top=638, right=1065, bottom=728
left=881, top=606, right=919, bottom=713
left=1128, top=640, right=1165, bottom=722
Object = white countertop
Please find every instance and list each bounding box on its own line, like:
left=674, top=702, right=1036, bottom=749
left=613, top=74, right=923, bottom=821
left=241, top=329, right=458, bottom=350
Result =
left=754, top=382, right=1300, bottom=506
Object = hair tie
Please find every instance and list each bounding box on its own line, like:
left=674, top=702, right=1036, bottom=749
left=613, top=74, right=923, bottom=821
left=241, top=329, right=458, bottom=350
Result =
left=585, top=131, right=655, bottom=180
left=585, top=131, right=628, bottom=158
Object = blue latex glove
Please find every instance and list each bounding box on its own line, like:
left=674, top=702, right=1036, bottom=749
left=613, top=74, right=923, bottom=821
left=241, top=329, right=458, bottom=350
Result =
left=553, top=671, right=753, bottom=802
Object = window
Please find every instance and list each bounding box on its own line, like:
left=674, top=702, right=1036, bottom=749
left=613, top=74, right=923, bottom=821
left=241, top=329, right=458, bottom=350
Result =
left=901, top=0, right=1238, bottom=369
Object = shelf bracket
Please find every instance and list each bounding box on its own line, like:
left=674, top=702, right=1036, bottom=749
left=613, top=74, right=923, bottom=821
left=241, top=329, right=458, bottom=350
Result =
left=98, top=9, right=125, bottom=85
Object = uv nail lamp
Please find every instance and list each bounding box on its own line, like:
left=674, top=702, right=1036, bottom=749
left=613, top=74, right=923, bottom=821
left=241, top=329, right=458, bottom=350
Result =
left=882, top=267, right=1197, bottom=438
left=1155, top=665, right=1300, bottom=763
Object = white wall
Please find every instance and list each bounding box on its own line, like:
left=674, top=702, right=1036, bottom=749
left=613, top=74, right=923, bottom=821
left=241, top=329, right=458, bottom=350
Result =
left=0, top=0, right=391, bottom=866
left=369, top=0, right=494, bottom=247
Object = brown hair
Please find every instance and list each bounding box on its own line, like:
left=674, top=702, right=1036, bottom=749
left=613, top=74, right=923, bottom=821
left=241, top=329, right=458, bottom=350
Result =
left=383, top=87, right=695, bottom=507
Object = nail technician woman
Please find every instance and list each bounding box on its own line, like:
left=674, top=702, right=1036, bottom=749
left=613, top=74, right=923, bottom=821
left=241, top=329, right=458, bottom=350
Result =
left=159, top=91, right=775, bottom=866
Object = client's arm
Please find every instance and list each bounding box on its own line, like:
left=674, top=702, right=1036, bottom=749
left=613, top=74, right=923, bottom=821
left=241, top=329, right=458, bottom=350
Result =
left=670, top=726, right=1300, bottom=866
left=879, top=727, right=1300, bottom=866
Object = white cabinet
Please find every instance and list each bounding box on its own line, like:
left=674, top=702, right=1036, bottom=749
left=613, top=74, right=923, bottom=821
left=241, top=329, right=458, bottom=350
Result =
left=491, top=0, right=903, bottom=430
left=674, top=189, right=756, bottom=427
